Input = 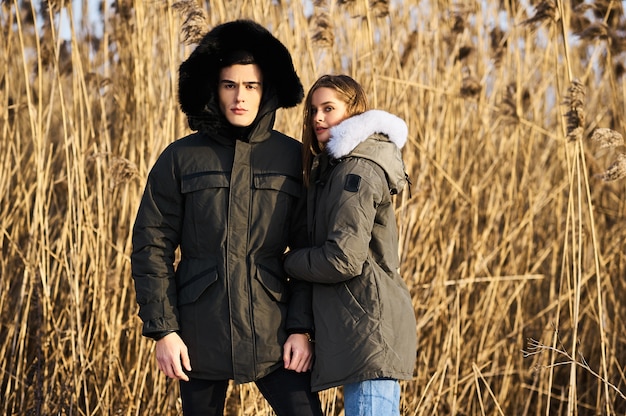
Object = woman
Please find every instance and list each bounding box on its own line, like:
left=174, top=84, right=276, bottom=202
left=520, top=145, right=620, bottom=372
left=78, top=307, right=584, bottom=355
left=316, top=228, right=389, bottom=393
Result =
left=283, top=74, right=417, bottom=415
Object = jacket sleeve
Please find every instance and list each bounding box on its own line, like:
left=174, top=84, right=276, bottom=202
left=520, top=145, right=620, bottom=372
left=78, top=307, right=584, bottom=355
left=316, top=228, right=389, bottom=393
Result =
left=284, top=159, right=384, bottom=284
left=284, top=184, right=315, bottom=332
left=131, top=145, right=183, bottom=338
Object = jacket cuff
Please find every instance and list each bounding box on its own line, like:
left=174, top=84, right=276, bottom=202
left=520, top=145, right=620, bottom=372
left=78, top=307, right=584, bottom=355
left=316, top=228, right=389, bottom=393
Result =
left=146, top=330, right=177, bottom=341
left=287, top=327, right=313, bottom=334
left=288, top=328, right=315, bottom=341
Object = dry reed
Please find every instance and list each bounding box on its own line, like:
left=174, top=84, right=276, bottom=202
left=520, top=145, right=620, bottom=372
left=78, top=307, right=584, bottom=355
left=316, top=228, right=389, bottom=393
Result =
left=1, top=0, right=626, bottom=414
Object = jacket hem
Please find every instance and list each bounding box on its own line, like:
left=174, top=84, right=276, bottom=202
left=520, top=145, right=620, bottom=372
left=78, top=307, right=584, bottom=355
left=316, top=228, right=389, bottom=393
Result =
left=311, top=370, right=414, bottom=392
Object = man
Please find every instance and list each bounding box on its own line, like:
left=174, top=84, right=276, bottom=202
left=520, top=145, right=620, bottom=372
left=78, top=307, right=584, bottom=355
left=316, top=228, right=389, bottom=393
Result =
left=131, top=20, right=322, bottom=415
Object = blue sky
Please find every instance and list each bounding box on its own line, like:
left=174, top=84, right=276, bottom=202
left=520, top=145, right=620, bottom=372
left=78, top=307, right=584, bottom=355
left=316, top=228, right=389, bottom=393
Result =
left=55, top=0, right=626, bottom=41
left=58, top=1, right=102, bottom=40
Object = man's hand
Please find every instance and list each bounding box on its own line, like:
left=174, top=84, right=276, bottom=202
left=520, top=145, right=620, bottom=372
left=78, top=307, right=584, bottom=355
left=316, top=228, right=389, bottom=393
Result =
left=155, top=332, right=191, bottom=381
left=283, top=333, right=314, bottom=373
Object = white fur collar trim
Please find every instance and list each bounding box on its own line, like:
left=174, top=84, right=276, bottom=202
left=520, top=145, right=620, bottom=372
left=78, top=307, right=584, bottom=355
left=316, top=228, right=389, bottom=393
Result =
left=326, top=110, right=408, bottom=159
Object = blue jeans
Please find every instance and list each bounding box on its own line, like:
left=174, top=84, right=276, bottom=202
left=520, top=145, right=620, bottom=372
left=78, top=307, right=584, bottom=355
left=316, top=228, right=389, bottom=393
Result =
left=343, top=379, right=400, bottom=416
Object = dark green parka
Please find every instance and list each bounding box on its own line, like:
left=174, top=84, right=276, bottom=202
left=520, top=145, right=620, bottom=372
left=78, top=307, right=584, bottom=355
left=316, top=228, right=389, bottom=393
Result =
left=131, top=20, right=311, bottom=384
left=284, top=110, right=417, bottom=391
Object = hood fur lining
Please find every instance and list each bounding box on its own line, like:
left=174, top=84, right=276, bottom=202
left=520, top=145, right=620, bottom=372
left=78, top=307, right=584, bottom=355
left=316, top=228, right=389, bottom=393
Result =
left=178, top=20, right=303, bottom=120
left=326, top=110, right=408, bottom=159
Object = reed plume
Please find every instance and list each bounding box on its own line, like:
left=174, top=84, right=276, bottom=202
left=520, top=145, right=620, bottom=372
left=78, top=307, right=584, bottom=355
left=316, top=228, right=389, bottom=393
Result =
left=591, top=128, right=624, bottom=149
left=312, top=11, right=334, bottom=48
left=173, top=0, right=209, bottom=45
left=564, top=79, right=585, bottom=142
left=460, top=72, right=481, bottom=97
left=489, top=27, right=506, bottom=65
left=522, top=0, right=559, bottom=26
left=400, top=31, right=417, bottom=68
left=599, top=152, right=626, bottom=182
left=370, top=0, right=389, bottom=18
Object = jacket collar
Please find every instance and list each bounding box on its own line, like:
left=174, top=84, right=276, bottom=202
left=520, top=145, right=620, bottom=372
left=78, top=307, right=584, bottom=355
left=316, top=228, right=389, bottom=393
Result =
left=326, top=110, right=407, bottom=159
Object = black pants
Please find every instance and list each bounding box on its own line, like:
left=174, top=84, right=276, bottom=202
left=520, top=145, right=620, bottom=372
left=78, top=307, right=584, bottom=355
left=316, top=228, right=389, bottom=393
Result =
left=179, top=367, right=323, bottom=416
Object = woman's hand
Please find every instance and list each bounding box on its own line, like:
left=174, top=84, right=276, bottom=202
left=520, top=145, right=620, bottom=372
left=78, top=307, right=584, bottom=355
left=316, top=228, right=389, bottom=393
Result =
left=283, top=333, right=314, bottom=372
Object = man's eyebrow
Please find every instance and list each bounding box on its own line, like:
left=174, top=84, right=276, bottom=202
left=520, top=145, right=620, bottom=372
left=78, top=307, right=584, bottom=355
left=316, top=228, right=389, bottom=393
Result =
left=219, top=79, right=262, bottom=85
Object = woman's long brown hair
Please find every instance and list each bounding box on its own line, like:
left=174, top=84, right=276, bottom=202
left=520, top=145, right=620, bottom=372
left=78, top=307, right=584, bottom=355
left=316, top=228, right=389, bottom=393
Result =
left=301, top=74, right=369, bottom=187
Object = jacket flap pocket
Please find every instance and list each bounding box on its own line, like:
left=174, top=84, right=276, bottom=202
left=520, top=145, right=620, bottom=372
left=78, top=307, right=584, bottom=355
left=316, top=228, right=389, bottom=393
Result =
left=176, top=258, right=219, bottom=305
left=254, top=174, right=301, bottom=197
left=181, top=172, right=229, bottom=193
left=256, top=264, right=289, bottom=303
left=336, top=282, right=366, bottom=323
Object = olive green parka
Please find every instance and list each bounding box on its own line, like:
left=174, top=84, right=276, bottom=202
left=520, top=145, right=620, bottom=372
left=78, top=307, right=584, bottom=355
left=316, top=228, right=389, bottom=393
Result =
left=131, top=20, right=311, bottom=384
left=284, top=110, right=417, bottom=391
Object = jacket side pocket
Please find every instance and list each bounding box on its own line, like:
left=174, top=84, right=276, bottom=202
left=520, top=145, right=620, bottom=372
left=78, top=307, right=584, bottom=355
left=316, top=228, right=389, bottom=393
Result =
left=255, top=263, right=289, bottom=303
left=176, top=258, right=219, bottom=305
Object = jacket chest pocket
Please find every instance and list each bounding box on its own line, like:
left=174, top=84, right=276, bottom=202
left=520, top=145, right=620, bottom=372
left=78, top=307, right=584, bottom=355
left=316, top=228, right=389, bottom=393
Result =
left=252, top=174, right=301, bottom=229
left=181, top=172, right=230, bottom=235
left=181, top=172, right=230, bottom=194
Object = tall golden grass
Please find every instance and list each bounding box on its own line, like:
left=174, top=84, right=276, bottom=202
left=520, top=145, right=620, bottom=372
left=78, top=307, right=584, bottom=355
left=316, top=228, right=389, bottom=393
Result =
left=1, top=0, right=625, bottom=414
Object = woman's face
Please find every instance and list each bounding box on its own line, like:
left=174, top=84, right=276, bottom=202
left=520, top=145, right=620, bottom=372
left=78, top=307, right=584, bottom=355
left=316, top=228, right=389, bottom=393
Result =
left=218, top=64, right=263, bottom=127
left=310, top=87, right=349, bottom=145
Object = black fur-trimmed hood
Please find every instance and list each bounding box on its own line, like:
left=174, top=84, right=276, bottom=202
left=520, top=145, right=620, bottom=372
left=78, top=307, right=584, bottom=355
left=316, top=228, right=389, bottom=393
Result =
left=178, top=20, right=304, bottom=131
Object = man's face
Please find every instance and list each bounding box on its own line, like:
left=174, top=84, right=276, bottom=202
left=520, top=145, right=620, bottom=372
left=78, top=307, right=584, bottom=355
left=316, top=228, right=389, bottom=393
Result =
left=218, top=64, right=263, bottom=127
